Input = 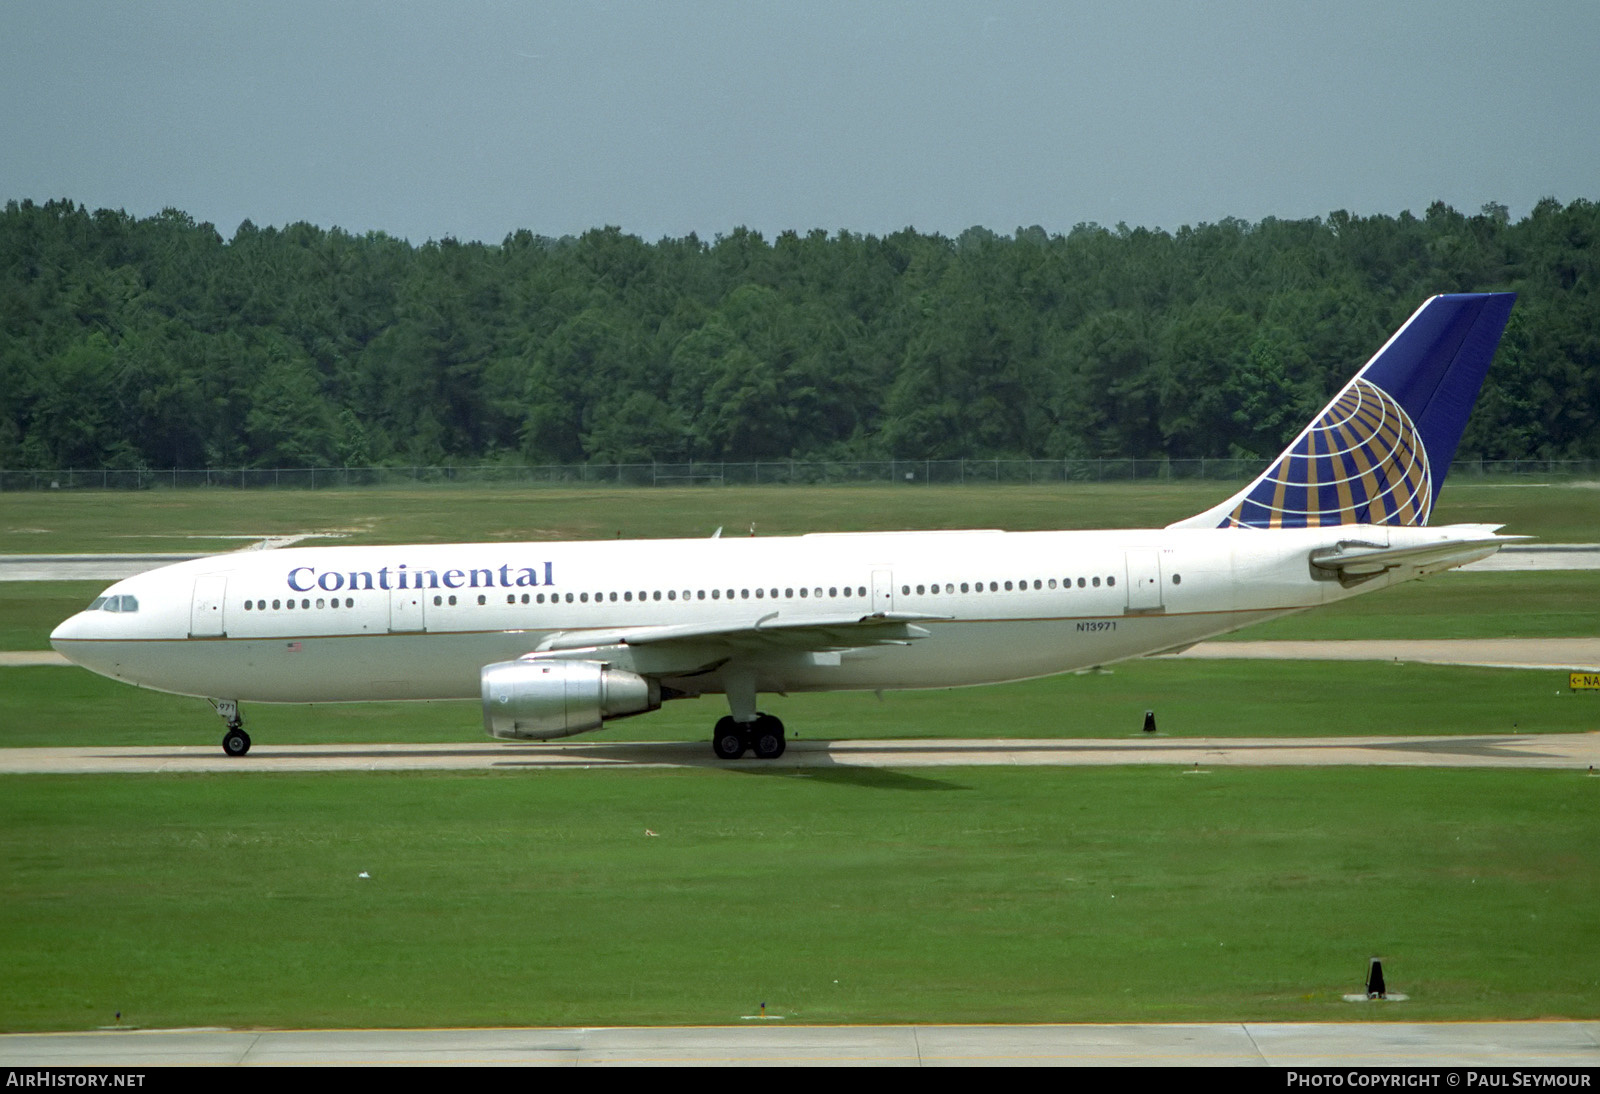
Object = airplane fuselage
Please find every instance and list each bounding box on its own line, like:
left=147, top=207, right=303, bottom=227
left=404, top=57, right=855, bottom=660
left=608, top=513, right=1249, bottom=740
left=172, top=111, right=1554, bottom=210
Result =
left=51, top=523, right=1464, bottom=706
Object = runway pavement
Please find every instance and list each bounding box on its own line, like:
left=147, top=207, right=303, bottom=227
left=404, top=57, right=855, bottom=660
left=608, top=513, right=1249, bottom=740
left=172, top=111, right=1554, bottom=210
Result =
left=2, top=732, right=1596, bottom=774
left=3, top=1021, right=1596, bottom=1067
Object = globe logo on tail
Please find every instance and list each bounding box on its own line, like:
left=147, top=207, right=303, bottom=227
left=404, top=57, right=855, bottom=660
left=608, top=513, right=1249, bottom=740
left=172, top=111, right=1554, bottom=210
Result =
left=1220, top=378, right=1433, bottom=529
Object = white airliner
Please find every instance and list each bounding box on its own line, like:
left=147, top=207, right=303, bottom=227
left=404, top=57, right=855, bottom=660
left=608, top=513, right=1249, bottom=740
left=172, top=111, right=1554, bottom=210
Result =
left=52, top=293, right=1520, bottom=760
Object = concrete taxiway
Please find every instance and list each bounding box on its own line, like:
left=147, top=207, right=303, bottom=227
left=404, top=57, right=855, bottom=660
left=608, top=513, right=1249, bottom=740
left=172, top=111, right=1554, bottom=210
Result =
left=3, top=1022, right=1596, bottom=1067
left=2, top=732, right=1596, bottom=774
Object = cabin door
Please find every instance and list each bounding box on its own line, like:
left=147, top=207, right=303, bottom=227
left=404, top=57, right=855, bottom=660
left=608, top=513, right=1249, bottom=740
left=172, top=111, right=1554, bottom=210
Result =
left=871, top=569, right=894, bottom=613
left=1124, top=550, right=1164, bottom=613
left=389, top=588, right=426, bottom=632
left=190, top=575, right=228, bottom=637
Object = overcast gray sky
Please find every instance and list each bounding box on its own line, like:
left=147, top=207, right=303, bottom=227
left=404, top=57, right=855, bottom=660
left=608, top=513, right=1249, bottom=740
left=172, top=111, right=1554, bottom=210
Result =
left=3, top=1, right=1596, bottom=243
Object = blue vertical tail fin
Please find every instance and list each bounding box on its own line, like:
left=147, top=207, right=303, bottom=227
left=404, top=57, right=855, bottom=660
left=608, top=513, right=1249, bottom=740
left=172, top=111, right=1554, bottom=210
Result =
left=1171, top=293, right=1516, bottom=530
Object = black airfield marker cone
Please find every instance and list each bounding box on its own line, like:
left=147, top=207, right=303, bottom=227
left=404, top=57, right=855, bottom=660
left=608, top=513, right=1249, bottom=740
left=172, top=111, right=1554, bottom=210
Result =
left=1366, top=958, right=1387, bottom=1000
left=1143, top=710, right=1157, bottom=734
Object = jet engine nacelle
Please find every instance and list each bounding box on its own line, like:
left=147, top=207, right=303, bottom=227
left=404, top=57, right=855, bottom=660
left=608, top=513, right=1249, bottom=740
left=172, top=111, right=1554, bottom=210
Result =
left=481, top=659, right=661, bottom=740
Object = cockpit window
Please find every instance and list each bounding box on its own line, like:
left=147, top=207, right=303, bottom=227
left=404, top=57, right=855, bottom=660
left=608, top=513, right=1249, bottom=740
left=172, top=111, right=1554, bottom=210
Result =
left=96, top=595, right=138, bottom=613
left=88, top=597, right=106, bottom=611
left=119, top=595, right=138, bottom=612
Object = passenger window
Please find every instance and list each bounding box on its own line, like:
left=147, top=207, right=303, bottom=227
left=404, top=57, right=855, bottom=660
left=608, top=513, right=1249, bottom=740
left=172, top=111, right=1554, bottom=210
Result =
left=755, top=589, right=764, bottom=599
left=434, top=596, right=443, bottom=606
left=272, top=599, right=282, bottom=610
left=1107, top=576, right=1115, bottom=586
left=1004, top=581, right=1013, bottom=591
left=1077, top=578, right=1086, bottom=588
left=1093, top=577, right=1101, bottom=587
left=316, top=598, right=325, bottom=609
left=785, top=588, right=793, bottom=598
left=697, top=590, right=706, bottom=600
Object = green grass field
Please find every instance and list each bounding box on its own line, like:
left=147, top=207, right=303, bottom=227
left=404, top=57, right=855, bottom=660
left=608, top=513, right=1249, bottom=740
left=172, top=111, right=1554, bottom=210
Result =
left=4, top=479, right=1599, bottom=553
left=2, top=481, right=1596, bottom=1031
left=2, top=767, right=1595, bottom=1031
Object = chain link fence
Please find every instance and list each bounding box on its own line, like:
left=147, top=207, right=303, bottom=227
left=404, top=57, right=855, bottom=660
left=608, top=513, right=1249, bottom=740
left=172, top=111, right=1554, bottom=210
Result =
left=2, top=458, right=1597, bottom=492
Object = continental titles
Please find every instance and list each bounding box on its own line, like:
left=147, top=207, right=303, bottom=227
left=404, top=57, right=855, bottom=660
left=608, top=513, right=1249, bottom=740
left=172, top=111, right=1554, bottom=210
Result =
left=286, top=561, right=555, bottom=594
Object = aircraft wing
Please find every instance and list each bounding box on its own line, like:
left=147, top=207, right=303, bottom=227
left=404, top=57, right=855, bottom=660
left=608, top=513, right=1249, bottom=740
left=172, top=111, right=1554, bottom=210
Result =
left=534, top=611, right=947, bottom=657
left=520, top=611, right=949, bottom=679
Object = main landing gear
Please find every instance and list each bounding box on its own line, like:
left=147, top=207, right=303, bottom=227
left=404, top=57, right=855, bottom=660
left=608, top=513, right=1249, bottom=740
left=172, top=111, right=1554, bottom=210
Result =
left=211, top=698, right=251, bottom=757
left=711, top=713, right=786, bottom=760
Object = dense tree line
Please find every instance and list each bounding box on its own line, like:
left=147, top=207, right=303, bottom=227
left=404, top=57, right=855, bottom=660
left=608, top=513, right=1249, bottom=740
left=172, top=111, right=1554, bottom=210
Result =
left=1, top=197, right=1595, bottom=470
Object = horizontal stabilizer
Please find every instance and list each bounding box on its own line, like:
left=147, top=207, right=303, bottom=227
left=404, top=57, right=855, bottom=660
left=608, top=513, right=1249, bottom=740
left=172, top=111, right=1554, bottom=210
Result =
left=1310, top=526, right=1529, bottom=580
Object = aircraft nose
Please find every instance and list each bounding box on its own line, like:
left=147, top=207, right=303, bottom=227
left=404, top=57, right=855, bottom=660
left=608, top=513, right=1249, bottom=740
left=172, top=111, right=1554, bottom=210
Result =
left=50, top=611, right=89, bottom=648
